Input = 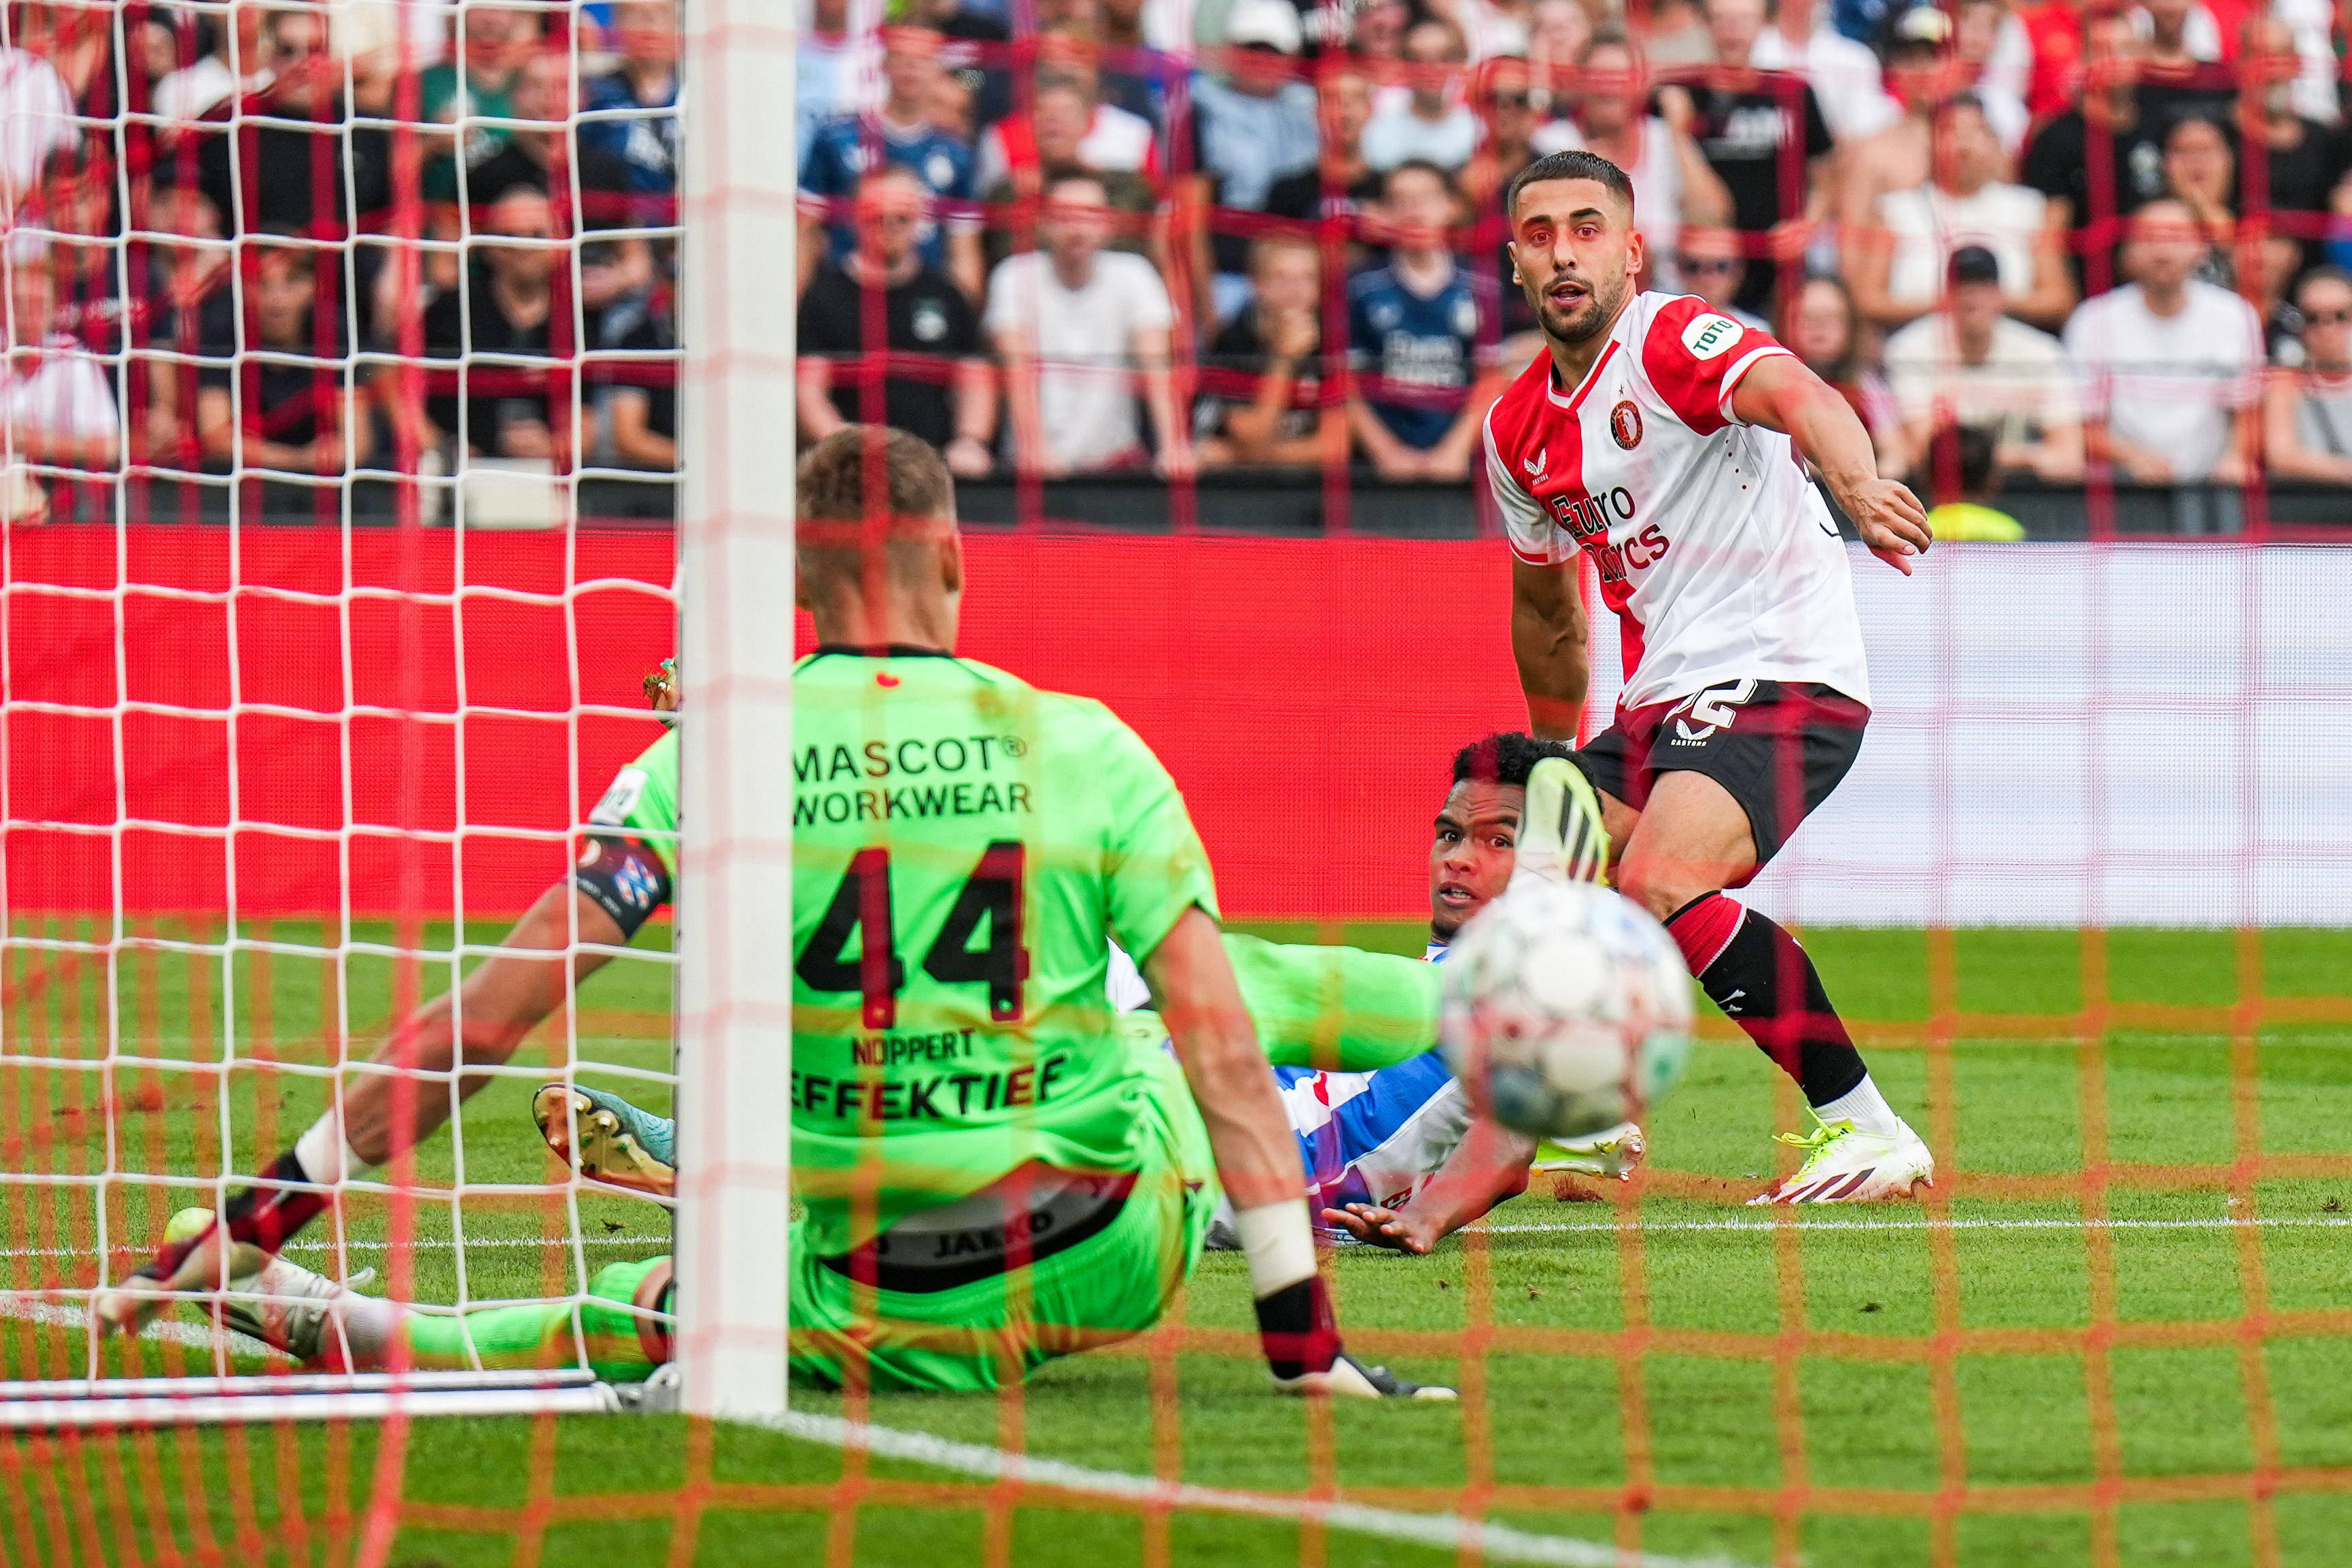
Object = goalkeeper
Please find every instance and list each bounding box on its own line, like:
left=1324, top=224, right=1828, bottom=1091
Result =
left=103, top=426, right=1446, bottom=1399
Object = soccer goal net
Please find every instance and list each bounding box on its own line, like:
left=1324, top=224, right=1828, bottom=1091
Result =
left=0, top=0, right=798, bottom=1433
left=4, top=0, right=2352, bottom=1563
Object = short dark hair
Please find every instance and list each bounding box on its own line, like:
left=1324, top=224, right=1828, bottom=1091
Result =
left=798, top=425, right=954, bottom=526
left=1504, top=150, right=1635, bottom=221
left=1042, top=167, right=1109, bottom=202
left=797, top=425, right=958, bottom=603
left=1383, top=157, right=1459, bottom=203
left=1451, top=731, right=1581, bottom=790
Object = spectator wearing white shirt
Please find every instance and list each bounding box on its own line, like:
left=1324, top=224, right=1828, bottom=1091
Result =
left=1882, top=245, right=2083, bottom=483
left=986, top=171, right=1189, bottom=478
left=1850, top=94, right=2076, bottom=333
left=0, top=46, right=80, bottom=213
left=2, top=247, right=120, bottom=483
left=1748, top=0, right=1899, bottom=143
left=2064, top=198, right=2264, bottom=529
left=1362, top=18, right=1482, bottom=174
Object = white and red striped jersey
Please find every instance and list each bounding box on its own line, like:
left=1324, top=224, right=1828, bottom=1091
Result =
left=1483, top=292, right=1871, bottom=711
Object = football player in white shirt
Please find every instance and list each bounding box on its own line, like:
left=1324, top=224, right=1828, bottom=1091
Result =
left=1485, top=148, right=1937, bottom=1204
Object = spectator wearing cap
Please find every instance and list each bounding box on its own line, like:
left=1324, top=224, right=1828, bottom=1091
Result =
left=799, top=166, right=995, bottom=478
left=1850, top=94, right=2075, bottom=332
left=2063, top=198, right=2264, bottom=530
left=1362, top=18, right=1481, bottom=175
left=2263, top=266, right=2352, bottom=483
left=1539, top=29, right=1733, bottom=296
left=1186, top=0, right=1319, bottom=326
left=1882, top=245, right=2083, bottom=484
left=1746, top=0, right=1900, bottom=143
left=800, top=28, right=984, bottom=305
left=579, top=0, right=680, bottom=198
left=986, top=170, right=1189, bottom=478
left=1654, top=0, right=1837, bottom=319
left=1345, top=160, right=1500, bottom=482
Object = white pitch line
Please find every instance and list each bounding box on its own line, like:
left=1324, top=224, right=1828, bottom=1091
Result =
left=1472, top=1213, right=2352, bottom=1236
left=777, top=1410, right=1760, bottom=1568
left=0, top=1295, right=240, bottom=1353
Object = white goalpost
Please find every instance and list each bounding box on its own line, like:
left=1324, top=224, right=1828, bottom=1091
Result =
left=0, top=0, right=795, bottom=1429
left=669, top=0, right=797, bottom=1423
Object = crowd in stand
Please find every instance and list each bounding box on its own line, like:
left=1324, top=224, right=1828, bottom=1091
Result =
left=792, top=0, right=2352, bottom=526
left=1, top=0, right=2347, bottom=527
left=0, top=0, right=681, bottom=521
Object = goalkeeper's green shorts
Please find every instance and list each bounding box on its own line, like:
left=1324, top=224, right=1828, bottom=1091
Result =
left=396, top=1062, right=1217, bottom=1393
left=787, top=1054, right=1220, bottom=1394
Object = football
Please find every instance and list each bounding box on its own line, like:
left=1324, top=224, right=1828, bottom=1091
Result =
left=1439, top=878, right=1696, bottom=1140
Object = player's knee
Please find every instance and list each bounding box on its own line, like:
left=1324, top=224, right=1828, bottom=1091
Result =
left=1612, top=854, right=1712, bottom=924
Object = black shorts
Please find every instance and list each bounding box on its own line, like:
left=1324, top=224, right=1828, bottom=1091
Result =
left=1578, top=679, right=1868, bottom=871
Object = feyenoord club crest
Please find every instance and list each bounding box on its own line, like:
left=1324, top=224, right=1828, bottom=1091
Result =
left=1610, top=400, right=1642, bottom=450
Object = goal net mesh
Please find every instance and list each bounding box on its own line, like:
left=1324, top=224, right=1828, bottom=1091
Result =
left=4, top=1, right=2352, bottom=1565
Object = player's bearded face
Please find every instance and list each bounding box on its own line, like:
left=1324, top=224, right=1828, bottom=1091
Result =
left=1510, top=183, right=1640, bottom=345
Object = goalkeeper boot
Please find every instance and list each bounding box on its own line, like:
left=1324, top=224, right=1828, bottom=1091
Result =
left=1275, top=1355, right=1459, bottom=1401
left=1748, top=1113, right=1935, bottom=1205
left=534, top=1083, right=677, bottom=1197
left=1510, top=756, right=1610, bottom=890
left=1533, top=1120, right=1645, bottom=1181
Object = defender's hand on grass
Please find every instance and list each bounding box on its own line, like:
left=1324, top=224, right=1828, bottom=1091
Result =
left=1322, top=1202, right=1440, bottom=1255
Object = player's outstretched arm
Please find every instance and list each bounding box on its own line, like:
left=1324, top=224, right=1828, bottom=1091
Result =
left=1149, top=906, right=1450, bottom=1401
left=1325, top=1118, right=1538, bottom=1255
left=94, top=886, right=627, bottom=1336
left=1510, top=557, right=1589, bottom=743
left=1729, top=353, right=1932, bottom=576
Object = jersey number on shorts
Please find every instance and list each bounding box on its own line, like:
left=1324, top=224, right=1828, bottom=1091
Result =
left=795, top=841, right=1032, bottom=1028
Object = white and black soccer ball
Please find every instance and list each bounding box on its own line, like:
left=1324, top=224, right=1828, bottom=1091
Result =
left=1439, top=879, right=1695, bottom=1140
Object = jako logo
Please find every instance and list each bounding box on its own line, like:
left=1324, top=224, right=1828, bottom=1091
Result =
left=1680, top=313, right=1742, bottom=361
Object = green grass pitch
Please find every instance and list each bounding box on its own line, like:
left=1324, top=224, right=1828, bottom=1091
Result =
left=5, top=921, right=2352, bottom=1568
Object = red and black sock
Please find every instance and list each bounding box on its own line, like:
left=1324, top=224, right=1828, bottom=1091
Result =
left=1665, top=893, right=1867, bottom=1109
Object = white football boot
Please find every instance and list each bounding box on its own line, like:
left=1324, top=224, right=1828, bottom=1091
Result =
left=1748, top=1114, right=1935, bottom=1204
left=1533, top=1120, right=1646, bottom=1181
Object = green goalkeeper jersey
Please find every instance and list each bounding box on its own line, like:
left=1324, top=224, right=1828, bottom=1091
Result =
left=790, top=648, right=1221, bottom=1256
